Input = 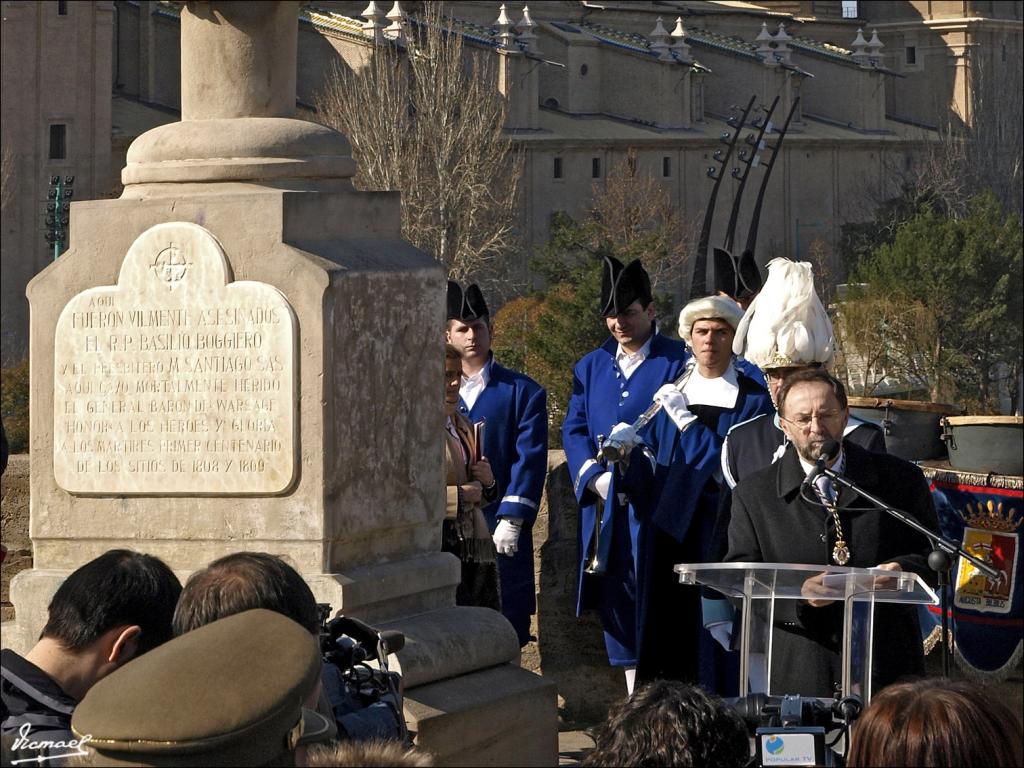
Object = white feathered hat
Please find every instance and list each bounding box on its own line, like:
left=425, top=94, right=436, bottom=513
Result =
left=732, top=257, right=835, bottom=368
left=678, top=295, right=745, bottom=344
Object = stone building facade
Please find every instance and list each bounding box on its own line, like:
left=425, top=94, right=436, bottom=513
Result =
left=1, top=1, right=114, bottom=361
left=1, top=0, right=1020, bottom=360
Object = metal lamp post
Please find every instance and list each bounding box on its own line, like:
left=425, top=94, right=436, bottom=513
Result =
left=44, top=174, right=73, bottom=260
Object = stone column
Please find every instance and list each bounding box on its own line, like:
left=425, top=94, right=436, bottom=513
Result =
left=138, top=1, right=157, bottom=105
left=180, top=2, right=297, bottom=120
left=7, top=3, right=555, bottom=764
left=946, top=37, right=973, bottom=127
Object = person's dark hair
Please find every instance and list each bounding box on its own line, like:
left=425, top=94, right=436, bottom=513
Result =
left=776, top=367, right=848, bottom=416
left=582, top=680, right=749, bottom=768
left=172, top=552, right=319, bottom=636
left=847, top=678, right=1023, bottom=767
left=41, top=549, right=181, bottom=655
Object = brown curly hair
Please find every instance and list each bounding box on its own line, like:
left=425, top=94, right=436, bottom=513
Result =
left=583, top=680, right=749, bottom=767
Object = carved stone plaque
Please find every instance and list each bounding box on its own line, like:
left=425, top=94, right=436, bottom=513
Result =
left=53, top=222, right=297, bottom=495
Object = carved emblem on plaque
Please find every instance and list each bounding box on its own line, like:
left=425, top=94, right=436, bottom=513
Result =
left=151, top=243, right=191, bottom=289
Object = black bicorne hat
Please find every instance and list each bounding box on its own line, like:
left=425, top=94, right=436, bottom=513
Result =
left=713, top=247, right=764, bottom=300
left=599, top=257, right=652, bottom=317
left=446, top=280, right=490, bottom=322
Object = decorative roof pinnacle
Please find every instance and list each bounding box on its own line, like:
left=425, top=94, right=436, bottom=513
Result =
left=755, top=20, right=774, bottom=63
left=384, top=0, right=405, bottom=41
left=361, top=1, right=386, bottom=43
left=649, top=17, right=672, bottom=61
left=773, top=21, right=791, bottom=64
left=850, top=28, right=869, bottom=64
left=496, top=4, right=518, bottom=51
left=867, top=28, right=884, bottom=62
left=517, top=5, right=539, bottom=53
left=670, top=17, right=692, bottom=63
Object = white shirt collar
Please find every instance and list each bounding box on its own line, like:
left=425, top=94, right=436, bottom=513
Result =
left=459, top=356, right=492, bottom=411
left=681, top=363, right=739, bottom=408
left=615, top=335, right=653, bottom=380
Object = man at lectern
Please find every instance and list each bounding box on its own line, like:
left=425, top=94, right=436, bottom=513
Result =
left=725, top=369, right=940, bottom=697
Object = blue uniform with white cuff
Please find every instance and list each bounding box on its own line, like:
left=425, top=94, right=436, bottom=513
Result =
left=628, top=366, right=773, bottom=690
left=562, top=331, right=690, bottom=665
left=459, top=357, right=547, bottom=646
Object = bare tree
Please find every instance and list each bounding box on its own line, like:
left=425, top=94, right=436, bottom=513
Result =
left=884, top=50, right=1023, bottom=221
left=937, top=49, right=1023, bottom=218
left=315, top=3, right=522, bottom=291
left=803, top=236, right=842, bottom=309
left=587, top=150, right=693, bottom=298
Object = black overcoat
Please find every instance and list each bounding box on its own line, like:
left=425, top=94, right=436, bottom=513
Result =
left=726, top=441, right=940, bottom=697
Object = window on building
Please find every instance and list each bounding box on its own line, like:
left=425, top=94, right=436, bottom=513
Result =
left=553, top=157, right=563, bottom=179
left=57, top=0, right=68, bottom=15
left=905, top=46, right=917, bottom=65
left=692, top=80, right=705, bottom=123
left=592, top=157, right=601, bottom=179
left=841, top=1, right=858, bottom=19
left=49, top=124, right=66, bottom=160
left=662, top=156, right=672, bottom=178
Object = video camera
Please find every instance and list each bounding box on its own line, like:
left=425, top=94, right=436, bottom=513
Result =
left=317, top=603, right=410, bottom=745
left=728, top=693, right=863, bottom=767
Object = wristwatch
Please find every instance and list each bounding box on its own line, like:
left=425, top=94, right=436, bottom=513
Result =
left=482, top=479, right=498, bottom=503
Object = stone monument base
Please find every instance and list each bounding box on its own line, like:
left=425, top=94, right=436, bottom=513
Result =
left=405, top=663, right=558, bottom=767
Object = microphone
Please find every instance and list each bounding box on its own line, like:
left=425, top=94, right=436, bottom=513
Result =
left=801, top=439, right=840, bottom=488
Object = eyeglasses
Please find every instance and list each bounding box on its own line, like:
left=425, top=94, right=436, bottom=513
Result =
left=780, top=410, right=844, bottom=429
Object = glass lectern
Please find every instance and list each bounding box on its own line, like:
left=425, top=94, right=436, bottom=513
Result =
left=676, top=562, right=938, bottom=704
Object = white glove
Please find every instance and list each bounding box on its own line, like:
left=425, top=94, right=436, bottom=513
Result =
left=493, top=518, right=523, bottom=556
left=653, top=384, right=697, bottom=431
left=590, top=471, right=613, bottom=501
left=607, top=421, right=639, bottom=452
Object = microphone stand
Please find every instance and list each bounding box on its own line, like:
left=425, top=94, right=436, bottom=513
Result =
left=820, top=467, right=1001, bottom=677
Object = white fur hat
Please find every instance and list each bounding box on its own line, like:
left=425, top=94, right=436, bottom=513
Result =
left=732, top=257, right=836, bottom=368
left=678, top=295, right=745, bottom=344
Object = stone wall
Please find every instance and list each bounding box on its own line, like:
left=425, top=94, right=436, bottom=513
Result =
left=1, top=455, right=31, bottom=623
left=0, top=2, right=114, bottom=363
left=522, top=451, right=625, bottom=724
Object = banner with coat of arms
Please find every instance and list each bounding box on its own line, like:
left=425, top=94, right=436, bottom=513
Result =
left=922, top=465, right=1023, bottom=681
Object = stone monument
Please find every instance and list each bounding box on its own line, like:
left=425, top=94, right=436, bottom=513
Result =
left=4, top=3, right=555, bottom=764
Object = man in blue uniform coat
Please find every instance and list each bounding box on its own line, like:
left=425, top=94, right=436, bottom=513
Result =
left=611, top=295, right=774, bottom=691
left=562, top=257, right=690, bottom=693
left=446, top=282, right=548, bottom=646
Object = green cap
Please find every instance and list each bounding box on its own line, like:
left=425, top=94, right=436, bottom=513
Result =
left=71, top=609, right=336, bottom=766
